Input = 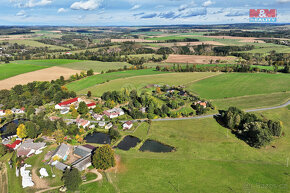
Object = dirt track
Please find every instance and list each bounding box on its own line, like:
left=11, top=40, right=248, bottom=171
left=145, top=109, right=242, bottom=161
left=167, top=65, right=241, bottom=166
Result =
left=165, top=54, right=236, bottom=64
left=0, top=66, right=82, bottom=90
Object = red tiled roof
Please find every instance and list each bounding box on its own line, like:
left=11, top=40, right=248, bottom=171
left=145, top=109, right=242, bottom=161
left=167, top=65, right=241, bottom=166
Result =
left=58, top=98, right=78, bottom=106
left=125, top=121, right=133, bottom=125
left=87, top=103, right=96, bottom=107
left=6, top=140, right=21, bottom=149
left=20, top=107, right=25, bottom=111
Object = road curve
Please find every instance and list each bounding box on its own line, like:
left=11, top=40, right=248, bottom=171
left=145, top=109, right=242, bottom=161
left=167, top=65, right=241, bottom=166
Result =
left=63, top=101, right=289, bottom=123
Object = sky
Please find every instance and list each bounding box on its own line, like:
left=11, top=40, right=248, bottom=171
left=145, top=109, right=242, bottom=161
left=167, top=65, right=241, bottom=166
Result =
left=0, top=0, right=289, bottom=26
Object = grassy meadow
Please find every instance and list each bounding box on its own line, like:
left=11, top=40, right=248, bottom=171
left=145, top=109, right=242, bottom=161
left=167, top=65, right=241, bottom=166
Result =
left=0, top=63, right=47, bottom=80
left=66, top=69, right=172, bottom=93
left=188, top=73, right=290, bottom=99
left=13, top=59, right=83, bottom=67
left=103, top=107, right=290, bottom=193
left=76, top=72, right=220, bottom=96
left=0, top=40, right=69, bottom=50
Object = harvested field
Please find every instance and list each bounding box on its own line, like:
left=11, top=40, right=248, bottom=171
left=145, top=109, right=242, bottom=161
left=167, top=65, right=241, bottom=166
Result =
left=0, top=66, right=81, bottom=89
left=111, top=39, right=157, bottom=43
left=204, top=35, right=260, bottom=40
left=165, top=54, right=236, bottom=64
left=0, top=34, right=33, bottom=41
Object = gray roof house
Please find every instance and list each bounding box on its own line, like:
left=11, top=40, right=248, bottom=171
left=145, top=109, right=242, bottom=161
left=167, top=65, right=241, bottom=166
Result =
left=52, top=143, right=70, bottom=161
left=72, top=154, right=92, bottom=171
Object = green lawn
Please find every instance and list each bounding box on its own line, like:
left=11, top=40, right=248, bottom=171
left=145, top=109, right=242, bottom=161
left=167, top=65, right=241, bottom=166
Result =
left=76, top=72, right=220, bottom=96
left=108, top=107, right=290, bottom=193
left=189, top=73, right=290, bottom=99
left=60, top=60, right=131, bottom=73
left=66, top=69, right=171, bottom=93
left=0, top=63, right=47, bottom=80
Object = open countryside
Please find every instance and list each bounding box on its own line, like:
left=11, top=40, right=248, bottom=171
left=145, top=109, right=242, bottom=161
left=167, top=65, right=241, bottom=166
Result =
left=0, top=3, right=290, bottom=193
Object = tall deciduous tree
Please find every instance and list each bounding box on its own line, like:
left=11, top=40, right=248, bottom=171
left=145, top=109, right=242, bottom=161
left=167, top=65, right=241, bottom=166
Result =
left=17, top=124, right=27, bottom=139
left=62, top=167, right=82, bottom=191
left=92, top=145, right=115, bottom=170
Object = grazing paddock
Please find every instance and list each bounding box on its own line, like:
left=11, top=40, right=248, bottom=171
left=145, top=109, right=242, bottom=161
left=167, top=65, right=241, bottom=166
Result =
left=0, top=66, right=81, bottom=90
left=165, top=54, right=236, bottom=64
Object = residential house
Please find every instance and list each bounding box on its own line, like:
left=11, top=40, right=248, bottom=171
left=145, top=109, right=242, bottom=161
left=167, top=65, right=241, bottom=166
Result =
left=86, top=102, right=96, bottom=109
left=6, top=140, right=22, bottom=150
left=76, top=119, right=90, bottom=128
left=49, top=116, right=61, bottom=121
left=98, top=121, right=106, bottom=127
left=52, top=143, right=70, bottom=161
left=17, top=140, right=46, bottom=157
left=12, top=107, right=25, bottom=114
left=103, top=108, right=124, bottom=119
left=195, top=101, right=207, bottom=108
left=105, top=123, right=113, bottom=130
left=93, top=114, right=103, bottom=121
left=55, top=97, right=81, bottom=110
left=123, top=121, right=133, bottom=130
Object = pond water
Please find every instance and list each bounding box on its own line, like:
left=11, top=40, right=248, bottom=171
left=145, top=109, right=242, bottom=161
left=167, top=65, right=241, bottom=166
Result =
left=115, top=135, right=141, bottom=151
left=0, top=119, right=27, bottom=139
left=139, top=139, right=174, bottom=153
left=84, top=132, right=111, bottom=144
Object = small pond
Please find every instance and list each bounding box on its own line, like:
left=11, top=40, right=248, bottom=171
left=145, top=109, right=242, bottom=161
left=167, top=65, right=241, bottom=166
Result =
left=84, top=132, right=111, bottom=144
left=115, top=135, right=141, bottom=151
left=0, top=119, right=27, bottom=139
left=139, top=139, right=174, bottom=153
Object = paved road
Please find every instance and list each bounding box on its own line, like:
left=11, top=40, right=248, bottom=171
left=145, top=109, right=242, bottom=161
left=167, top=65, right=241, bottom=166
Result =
left=64, top=101, right=289, bottom=123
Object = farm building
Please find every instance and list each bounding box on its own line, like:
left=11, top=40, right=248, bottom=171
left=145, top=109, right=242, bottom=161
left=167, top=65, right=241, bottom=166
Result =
left=17, top=140, right=46, bottom=157
left=73, top=144, right=95, bottom=158
left=86, top=102, right=96, bottom=109
left=72, top=144, right=95, bottom=171
left=55, top=97, right=81, bottom=110
left=51, top=161, right=68, bottom=171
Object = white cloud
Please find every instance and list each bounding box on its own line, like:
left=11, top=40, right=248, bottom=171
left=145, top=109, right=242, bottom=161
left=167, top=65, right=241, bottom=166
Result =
left=178, top=1, right=196, bottom=11
left=202, top=0, right=214, bottom=7
left=57, top=8, right=66, bottom=13
left=71, top=0, right=103, bottom=10
left=10, top=0, right=52, bottom=7
left=277, top=0, right=290, bottom=3
left=16, top=10, right=28, bottom=17
left=131, top=4, right=141, bottom=10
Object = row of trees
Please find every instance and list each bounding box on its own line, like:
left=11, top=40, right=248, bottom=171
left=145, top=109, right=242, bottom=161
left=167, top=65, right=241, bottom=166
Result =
left=218, top=107, right=283, bottom=148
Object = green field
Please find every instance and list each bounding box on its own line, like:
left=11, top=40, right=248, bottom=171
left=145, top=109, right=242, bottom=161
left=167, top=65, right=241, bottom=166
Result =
left=189, top=73, right=290, bottom=99
left=60, top=60, right=131, bottom=72
left=76, top=72, right=220, bottom=96
left=213, top=92, right=290, bottom=110
left=13, top=59, right=83, bottom=67
left=66, top=69, right=172, bottom=93
left=0, top=40, right=69, bottom=50
left=0, top=63, right=47, bottom=80
left=106, top=107, right=290, bottom=193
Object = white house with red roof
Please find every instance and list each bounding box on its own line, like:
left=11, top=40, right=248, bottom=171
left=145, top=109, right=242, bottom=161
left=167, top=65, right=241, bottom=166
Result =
left=55, top=97, right=81, bottom=110
left=86, top=102, right=96, bottom=109
left=123, top=121, right=133, bottom=130
left=6, top=140, right=22, bottom=150
left=103, top=108, right=124, bottom=119
left=194, top=101, right=207, bottom=108
left=76, top=118, right=90, bottom=128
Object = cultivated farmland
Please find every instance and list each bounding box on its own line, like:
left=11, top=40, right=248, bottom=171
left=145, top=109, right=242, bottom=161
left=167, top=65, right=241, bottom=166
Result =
left=165, top=54, right=236, bottom=64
